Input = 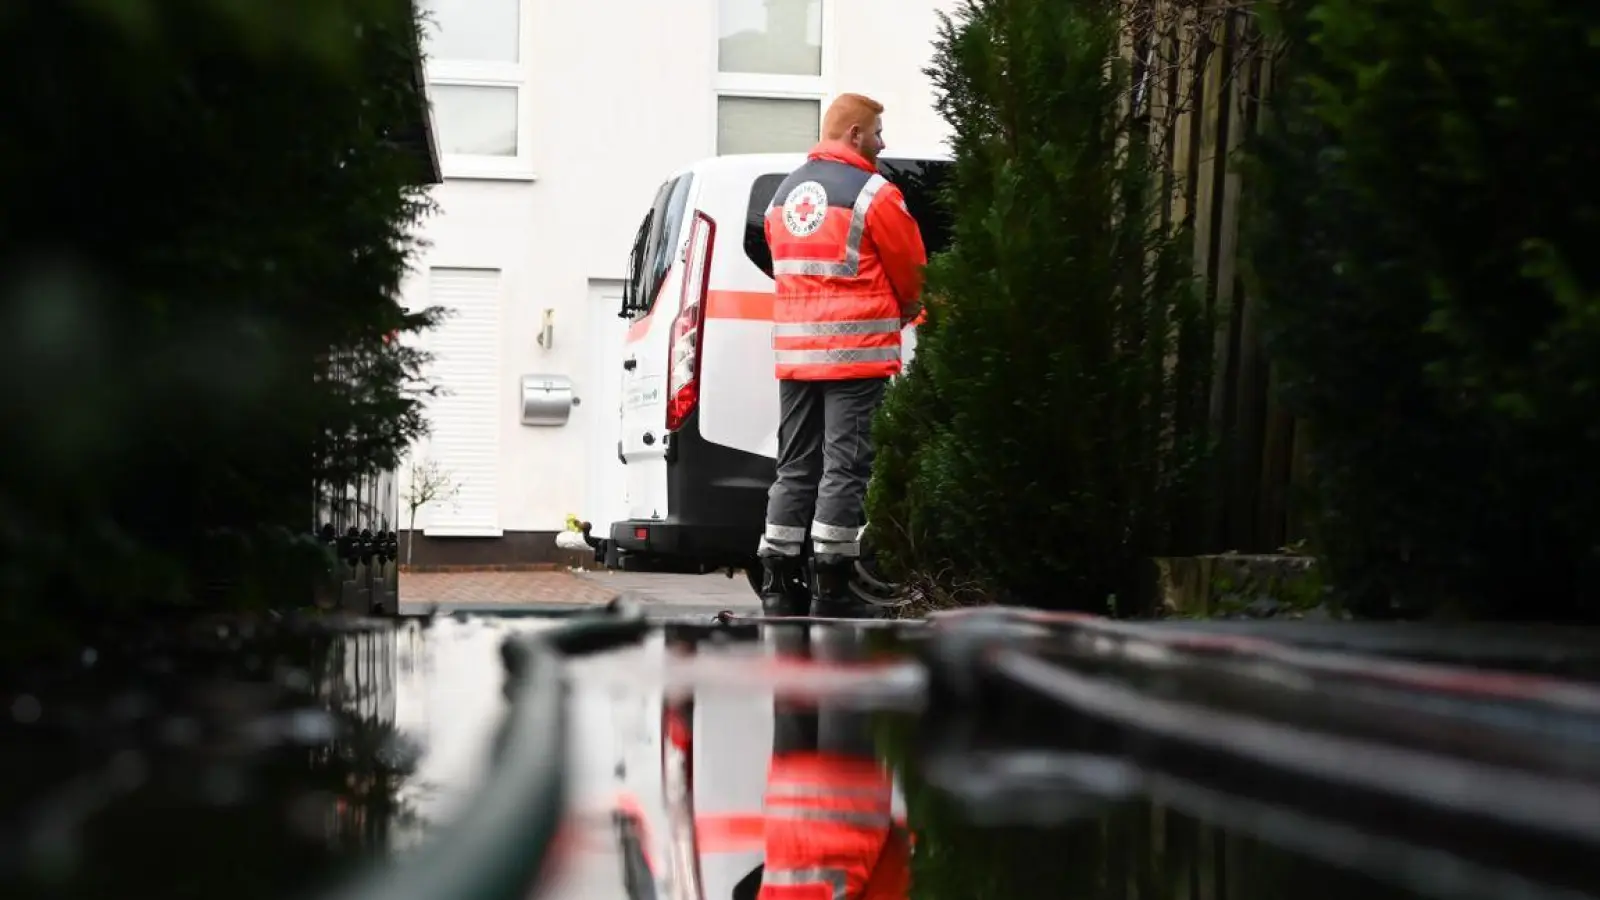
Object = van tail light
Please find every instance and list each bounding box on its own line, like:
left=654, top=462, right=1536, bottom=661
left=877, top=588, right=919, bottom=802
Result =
left=666, top=211, right=715, bottom=432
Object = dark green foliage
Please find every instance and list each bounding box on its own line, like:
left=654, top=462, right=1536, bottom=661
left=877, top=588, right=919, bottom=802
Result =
left=0, top=0, right=438, bottom=657
left=1245, top=0, right=1600, bottom=620
left=868, top=0, right=1207, bottom=610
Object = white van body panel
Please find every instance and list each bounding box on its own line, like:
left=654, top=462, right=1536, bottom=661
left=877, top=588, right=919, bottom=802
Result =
left=694, top=154, right=801, bottom=461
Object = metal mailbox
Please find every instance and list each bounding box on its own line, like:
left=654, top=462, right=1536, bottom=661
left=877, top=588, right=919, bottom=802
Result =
left=520, top=374, right=576, bottom=426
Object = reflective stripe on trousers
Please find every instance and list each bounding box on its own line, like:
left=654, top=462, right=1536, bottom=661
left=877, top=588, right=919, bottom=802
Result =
left=760, top=378, right=888, bottom=559
left=759, top=523, right=808, bottom=557
left=810, top=519, right=860, bottom=558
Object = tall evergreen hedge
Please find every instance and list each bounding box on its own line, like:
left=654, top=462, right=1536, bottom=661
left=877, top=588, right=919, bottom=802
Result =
left=1246, top=0, right=1600, bottom=620
left=868, top=0, right=1207, bottom=610
left=0, top=0, right=438, bottom=654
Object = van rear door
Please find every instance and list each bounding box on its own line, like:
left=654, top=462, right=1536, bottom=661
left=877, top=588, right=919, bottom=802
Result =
left=619, top=173, right=695, bottom=520
left=693, top=164, right=793, bottom=461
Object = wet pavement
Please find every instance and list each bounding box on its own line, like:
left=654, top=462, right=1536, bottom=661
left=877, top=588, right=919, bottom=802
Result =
left=358, top=611, right=1600, bottom=900
left=10, top=608, right=1600, bottom=900
left=397, top=570, right=759, bottom=618
left=576, top=570, right=762, bottom=616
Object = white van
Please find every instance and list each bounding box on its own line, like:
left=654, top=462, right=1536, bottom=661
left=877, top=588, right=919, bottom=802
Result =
left=588, top=151, right=953, bottom=589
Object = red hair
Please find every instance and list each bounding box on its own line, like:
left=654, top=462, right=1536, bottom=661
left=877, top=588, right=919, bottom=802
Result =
left=822, top=93, right=884, bottom=141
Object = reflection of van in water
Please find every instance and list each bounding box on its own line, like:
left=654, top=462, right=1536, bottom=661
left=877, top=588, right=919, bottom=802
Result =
left=585, top=152, right=953, bottom=587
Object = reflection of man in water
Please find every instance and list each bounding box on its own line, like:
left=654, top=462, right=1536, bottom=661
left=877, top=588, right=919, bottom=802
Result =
left=718, top=0, right=822, bottom=76
left=740, top=628, right=910, bottom=900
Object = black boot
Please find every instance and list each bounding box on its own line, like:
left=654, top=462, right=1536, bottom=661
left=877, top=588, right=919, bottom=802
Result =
left=810, top=556, right=890, bottom=619
left=758, top=555, right=810, bottom=617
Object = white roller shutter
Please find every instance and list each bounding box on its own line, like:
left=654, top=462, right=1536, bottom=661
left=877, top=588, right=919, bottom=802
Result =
left=422, top=267, right=503, bottom=536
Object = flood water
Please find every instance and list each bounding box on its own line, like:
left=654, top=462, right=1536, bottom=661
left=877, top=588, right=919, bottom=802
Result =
left=0, top=615, right=557, bottom=900
left=0, top=612, right=1579, bottom=900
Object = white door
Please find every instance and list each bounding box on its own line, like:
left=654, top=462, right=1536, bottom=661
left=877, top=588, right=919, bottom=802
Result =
left=584, top=279, right=629, bottom=534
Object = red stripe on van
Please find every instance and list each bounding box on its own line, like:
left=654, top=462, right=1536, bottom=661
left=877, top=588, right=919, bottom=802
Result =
left=625, top=308, right=654, bottom=343
left=628, top=289, right=772, bottom=344
left=695, top=813, right=767, bottom=853
left=705, top=290, right=774, bottom=321
left=625, top=277, right=678, bottom=344
left=629, top=290, right=770, bottom=344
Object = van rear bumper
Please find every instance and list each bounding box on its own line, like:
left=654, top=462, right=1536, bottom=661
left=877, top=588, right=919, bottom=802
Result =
left=607, top=519, right=756, bottom=571
left=607, top=409, right=772, bottom=571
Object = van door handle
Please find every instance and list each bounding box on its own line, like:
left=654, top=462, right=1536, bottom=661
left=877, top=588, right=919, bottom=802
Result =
left=622, top=358, right=637, bottom=371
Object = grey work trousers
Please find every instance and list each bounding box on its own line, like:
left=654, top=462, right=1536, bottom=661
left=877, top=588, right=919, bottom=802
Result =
left=758, top=377, right=889, bottom=560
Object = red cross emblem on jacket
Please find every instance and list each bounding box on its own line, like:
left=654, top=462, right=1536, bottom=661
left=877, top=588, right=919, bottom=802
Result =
left=763, top=141, right=928, bottom=381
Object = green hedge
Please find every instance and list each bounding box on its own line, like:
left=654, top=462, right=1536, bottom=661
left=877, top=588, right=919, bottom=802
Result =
left=0, top=0, right=438, bottom=655
left=867, top=0, right=1207, bottom=611
left=1246, top=0, right=1600, bottom=620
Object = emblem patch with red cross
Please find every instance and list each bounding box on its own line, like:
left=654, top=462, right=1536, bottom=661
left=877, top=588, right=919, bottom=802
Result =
left=781, top=181, right=829, bottom=238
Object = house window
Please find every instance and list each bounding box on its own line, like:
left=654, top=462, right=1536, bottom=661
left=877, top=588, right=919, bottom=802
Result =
left=421, top=0, right=531, bottom=179
left=715, top=0, right=827, bottom=155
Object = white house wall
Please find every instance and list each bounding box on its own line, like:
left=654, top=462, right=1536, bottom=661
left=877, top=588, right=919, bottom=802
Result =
left=403, top=0, right=958, bottom=543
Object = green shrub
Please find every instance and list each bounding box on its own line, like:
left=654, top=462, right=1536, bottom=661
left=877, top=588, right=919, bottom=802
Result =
left=868, top=0, right=1207, bottom=610
left=1246, top=0, right=1600, bottom=620
left=0, top=0, right=438, bottom=654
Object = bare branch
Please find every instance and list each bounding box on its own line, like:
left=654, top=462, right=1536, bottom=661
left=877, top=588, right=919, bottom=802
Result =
left=1117, top=0, right=1269, bottom=135
left=401, top=457, right=460, bottom=566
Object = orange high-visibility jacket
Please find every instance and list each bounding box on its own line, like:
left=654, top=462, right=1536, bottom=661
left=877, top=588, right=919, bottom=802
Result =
left=758, top=751, right=910, bottom=900
left=763, top=142, right=928, bottom=382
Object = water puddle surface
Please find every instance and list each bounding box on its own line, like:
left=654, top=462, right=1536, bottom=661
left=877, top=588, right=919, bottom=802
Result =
left=0, top=614, right=560, bottom=900
left=3, top=613, right=1583, bottom=900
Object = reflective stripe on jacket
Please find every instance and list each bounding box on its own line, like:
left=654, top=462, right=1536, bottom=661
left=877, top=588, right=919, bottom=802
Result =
left=763, top=142, right=928, bottom=381
left=758, top=751, right=909, bottom=900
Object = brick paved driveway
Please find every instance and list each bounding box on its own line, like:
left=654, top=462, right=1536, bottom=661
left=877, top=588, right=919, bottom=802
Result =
left=575, top=570, right=758, bottom=610
left=399, top=570, right=617, bottom=611
left=397, top=569, right=758, bottom=615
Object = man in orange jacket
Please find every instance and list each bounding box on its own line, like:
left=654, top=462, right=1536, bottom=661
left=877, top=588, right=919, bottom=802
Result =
left=757, top=92, right=928, bottom=619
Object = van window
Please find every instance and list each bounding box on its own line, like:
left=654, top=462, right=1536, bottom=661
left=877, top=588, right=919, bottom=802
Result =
left=744, top=173, right=787, bottom=278
left=742, top=161, right=954, bottom=281
left=877, top=158, right=954, bottom=257
left=621, top=212, right=651, bottom=318
left=625, top=174, right=696, bottom=320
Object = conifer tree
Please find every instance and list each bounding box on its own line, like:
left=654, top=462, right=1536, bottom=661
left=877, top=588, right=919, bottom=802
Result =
left=869, top=0, right=1206, bottom=610
left=0, top=0, right=439, bottom=654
